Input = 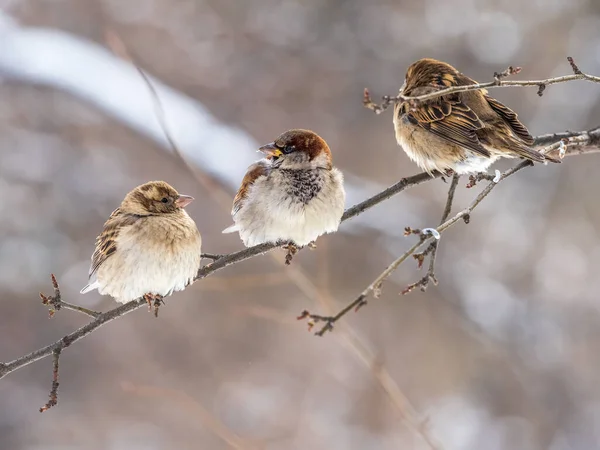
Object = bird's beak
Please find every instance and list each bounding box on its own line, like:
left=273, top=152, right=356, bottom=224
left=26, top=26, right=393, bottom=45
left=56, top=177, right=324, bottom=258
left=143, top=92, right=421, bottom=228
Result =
left=175, top=194, right=194, bottom=208
left=258, top=142, right=283, bottom=159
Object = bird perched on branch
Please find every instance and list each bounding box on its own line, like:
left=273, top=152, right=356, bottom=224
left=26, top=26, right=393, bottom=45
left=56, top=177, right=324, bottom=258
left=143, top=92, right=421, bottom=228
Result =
left=80, top=181, right=202, bottom=316
left=393, top=58, right=560, bottom=175
left=223, top=129, right=345, bottom=264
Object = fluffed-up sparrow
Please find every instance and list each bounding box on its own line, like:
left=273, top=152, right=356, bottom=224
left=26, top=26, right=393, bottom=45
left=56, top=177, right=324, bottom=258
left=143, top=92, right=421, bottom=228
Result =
left=223, top=129, right=345, bottom=263
left=81, top=181, right=202, bottom=316
left=393, top=58, right=560, bottom=175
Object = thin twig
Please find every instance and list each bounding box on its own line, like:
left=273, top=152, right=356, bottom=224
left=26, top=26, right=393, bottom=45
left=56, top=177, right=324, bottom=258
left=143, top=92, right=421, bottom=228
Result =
left=0, top=299, right=143, bottom=381
left=200, top=253, right=225, bottom=261
left=39, top=348, right=62, bottom=413
left=342, top=172, right=441, bottom=221
left=39, top=274, right=100, bottom=319
left=301, top=160, right=531, bottom=335
left=287, top=254, right=442, bottom=449
left=533, top=126, right=600, bottom=148
left=402, top=174, right=460, bottom=295
left=298, top=237, right=427, bottom=336
left=58, top=301, right=102, bottom=319
left=364, top=56, right=600, bottom=114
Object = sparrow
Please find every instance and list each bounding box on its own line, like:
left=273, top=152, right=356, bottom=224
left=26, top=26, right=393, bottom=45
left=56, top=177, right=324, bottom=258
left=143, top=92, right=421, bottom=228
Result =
left=80, top=181, right=202, bottom=316
left=222, top=129, right=345, bottom=263
left=393, top=58, right=560, bottom=175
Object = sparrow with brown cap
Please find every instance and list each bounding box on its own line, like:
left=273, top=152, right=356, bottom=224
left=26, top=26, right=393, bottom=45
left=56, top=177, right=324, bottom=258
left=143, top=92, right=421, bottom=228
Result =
left=223, top=129, right=345, bottom=263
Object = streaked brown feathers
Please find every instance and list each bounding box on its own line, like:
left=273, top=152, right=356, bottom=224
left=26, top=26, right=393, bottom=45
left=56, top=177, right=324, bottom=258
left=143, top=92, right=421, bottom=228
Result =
left=397, top=58, right=559, bottom=170
left=232, top=161, right=270, bottom=215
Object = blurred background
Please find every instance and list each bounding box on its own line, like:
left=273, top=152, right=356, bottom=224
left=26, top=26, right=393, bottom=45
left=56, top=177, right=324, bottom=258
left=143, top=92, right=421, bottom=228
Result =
left=1, top=0, right=600, bottom=449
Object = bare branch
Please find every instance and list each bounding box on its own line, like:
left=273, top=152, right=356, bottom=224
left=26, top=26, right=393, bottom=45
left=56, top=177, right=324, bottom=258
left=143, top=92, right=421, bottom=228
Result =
left=364, top=56, right=600, bottom=114
left=2, top=127, right=598, bottom=383
left=534, top=126, right=600, bottom=157
left=200, top=253, right=225, bottom=261
left=0, top=168, right=436, bottom=383
left=0, top=298, right=144, bottom=381
left=39, top=274, right=101, bottom=319
left=39, top=348, right=61, bottom=413
left=342, top=171, right=441, bottom=221
left=300, top=160, right=533, bottom=335
left=402, top=174, right=460, bottom=295
left=196, top=171, right=446, bottom=278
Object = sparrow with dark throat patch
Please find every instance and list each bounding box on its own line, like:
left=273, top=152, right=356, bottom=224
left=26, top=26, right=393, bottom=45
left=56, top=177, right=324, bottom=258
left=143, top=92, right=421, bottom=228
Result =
left=223, top=129, right=345, bottom=264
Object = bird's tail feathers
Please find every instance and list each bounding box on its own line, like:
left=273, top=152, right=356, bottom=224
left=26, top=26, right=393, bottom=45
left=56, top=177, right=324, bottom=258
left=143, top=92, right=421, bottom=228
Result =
left=222, top=224, right=239, bottom=234
left=541, top=152, right=562, bottom=164
left=511, top=143, right=561, bottom=164
left=80, top=282, right=99, bottom=294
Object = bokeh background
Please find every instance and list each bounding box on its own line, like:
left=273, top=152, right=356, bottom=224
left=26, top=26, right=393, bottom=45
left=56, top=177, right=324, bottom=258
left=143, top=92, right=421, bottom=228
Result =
left=1, top=0, right=600, bottom=449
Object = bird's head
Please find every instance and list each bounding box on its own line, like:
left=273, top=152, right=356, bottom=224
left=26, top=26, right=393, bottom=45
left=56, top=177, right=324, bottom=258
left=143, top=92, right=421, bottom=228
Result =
left=401, top=58, right=460, bottom=96
left=121, top=181, right=194, bottom=216
left=258, top=129, right=333, bottom=170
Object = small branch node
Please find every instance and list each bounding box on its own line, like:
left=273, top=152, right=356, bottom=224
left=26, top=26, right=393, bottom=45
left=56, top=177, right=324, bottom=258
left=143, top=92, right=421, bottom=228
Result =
left=200, top=253, right=223, bottom=261
left=40, top=274, right=61, bottom=318
left=466, top=175, right=477, bottom=189
left=401, top=277, right=428, bottom=295
left=354, top=298, right=369, bottom=312
left=537, top=83, right=546, bottom=96
left=296, top=310, right=334, bottom=334
left=404, top=226, right=421, bottom=236
left=493, top=65, right=521, bottom=83
left=413, top=252, right=426, bottom=269
left=363, top=88, right=399, bottom=114
left=466, top=172, right=495, bottom=188
left=296, top=310, right=310, bottom=320
left=315, top=322, right=334, bottom=337
left=40, top=274, right=101, bottom=319
left=429, top=273, right=439, bottom=286
left=567, top=56, right=582, bottom=75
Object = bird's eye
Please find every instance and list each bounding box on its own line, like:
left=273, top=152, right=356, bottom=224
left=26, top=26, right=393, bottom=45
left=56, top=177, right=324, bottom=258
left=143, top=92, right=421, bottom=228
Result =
left=283, top=145, right=295, bottom=154
left=161, top=197, right=169, bottom=203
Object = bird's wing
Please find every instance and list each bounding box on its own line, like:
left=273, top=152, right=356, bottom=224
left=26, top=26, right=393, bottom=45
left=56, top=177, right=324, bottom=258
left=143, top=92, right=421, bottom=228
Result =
left=231, top=161, right=270, bottom=216
left=86, top=208, right=140, bottom=281
left=405, top=95, right=490, bottom=157
left=484, top=95, right=535, bottom=145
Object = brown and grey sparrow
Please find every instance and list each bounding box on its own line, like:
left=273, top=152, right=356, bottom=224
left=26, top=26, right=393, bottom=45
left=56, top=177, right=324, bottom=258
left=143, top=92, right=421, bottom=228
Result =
left=80, top=181, right=202, bottom=314
left=222, top=129, right=345, bottom=260
left=393, top=58, right=560, bottom=175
